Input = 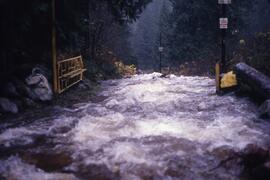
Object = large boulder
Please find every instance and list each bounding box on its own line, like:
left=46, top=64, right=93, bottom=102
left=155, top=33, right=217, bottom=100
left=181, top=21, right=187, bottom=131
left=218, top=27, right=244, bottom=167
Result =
left=25, top=68, right=53, bottom=101
left=0, top=97, right=18, bottom=114
left=259, top=100, right=270, bottom=118
left=234, top=63, right=270, bottom=100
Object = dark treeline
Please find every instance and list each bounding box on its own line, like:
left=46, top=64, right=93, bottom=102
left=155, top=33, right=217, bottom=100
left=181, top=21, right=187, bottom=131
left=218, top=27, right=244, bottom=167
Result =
left=131, top=0, right=270, bottom=75
left=0, top=0, right=151, bottom=83
left=0, top=0, right=270, bottom=82
left=159, top=0, right=270, bottom=75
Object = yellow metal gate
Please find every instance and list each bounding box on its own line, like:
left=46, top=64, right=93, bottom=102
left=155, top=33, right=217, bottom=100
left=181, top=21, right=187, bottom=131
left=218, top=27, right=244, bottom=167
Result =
left=56, top=56, right=86, bottom=94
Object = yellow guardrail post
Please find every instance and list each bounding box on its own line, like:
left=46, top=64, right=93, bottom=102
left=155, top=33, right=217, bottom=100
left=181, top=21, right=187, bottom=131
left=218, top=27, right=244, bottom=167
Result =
left=52, top=0, right=58, bottom=94
left=215, top=63, right=221, bottom=93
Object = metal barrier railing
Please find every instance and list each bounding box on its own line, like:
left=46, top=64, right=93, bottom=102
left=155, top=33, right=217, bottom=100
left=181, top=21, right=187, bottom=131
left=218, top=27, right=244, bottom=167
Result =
left=57, top=55, right=86, bottom=94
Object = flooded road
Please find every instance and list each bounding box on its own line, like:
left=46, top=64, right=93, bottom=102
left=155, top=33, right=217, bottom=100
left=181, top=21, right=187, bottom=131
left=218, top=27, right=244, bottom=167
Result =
left=0, top=73, right=270, bottom=180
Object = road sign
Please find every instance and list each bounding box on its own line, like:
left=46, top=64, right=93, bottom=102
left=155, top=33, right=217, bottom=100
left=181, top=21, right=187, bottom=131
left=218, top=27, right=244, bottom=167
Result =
left=218, top=0, right=231, bottom=4
left=219, top=18, right=228, bottom=29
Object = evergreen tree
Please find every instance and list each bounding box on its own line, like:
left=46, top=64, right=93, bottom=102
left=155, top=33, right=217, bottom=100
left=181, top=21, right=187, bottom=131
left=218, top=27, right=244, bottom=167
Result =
left=0, top=0, right=151, bottom=81
left=167, top=0, right=253, bottom=65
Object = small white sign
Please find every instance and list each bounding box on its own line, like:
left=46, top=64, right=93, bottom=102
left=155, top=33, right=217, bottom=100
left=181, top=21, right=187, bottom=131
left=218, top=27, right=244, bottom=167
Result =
left=219, top=18, right=228, bottom=29
left=159, top=47, right=164, bottom=52
left=218, top=0, right=231, bottom=4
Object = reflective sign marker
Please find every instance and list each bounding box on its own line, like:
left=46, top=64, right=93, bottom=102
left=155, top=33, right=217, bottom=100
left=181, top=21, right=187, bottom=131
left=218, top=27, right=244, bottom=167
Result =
left=159, top=47, right=164, bottom=52
left=218, top=0, right=231, bottom=4
left=219, top=18, right=228, bottom=29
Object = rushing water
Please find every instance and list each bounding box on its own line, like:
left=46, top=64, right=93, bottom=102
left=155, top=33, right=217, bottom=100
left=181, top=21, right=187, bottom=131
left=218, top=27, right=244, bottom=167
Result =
left=0, top=73, right=270, bottom=180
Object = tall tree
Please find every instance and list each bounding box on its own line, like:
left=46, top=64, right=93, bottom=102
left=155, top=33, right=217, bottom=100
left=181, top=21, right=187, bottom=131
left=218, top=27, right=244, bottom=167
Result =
left=167, top=0, right=253, bottom=65
left=0, top=0, right=151, bottom=82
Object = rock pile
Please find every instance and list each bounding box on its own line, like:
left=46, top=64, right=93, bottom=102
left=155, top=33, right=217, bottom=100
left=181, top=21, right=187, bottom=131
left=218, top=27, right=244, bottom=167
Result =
left=0, top=65, right=53, bottom=115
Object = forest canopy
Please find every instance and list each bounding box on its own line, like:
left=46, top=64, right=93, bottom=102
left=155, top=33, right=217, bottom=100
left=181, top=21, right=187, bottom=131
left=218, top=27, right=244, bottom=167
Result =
left=131, top=0, right=270, bottom=75
left=0, top=0, right=270, bottom=82
left=0, top=0, right=152, bottom=82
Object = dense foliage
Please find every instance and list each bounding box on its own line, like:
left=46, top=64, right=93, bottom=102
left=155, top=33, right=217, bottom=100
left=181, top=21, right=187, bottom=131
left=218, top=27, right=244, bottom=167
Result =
left=0, top=0, right=151, bottom=83
left=149, top=0, right=270, bottom=75
left=230, top=28, right=270, bottom=76
left=0, top=0, right=269, bottom=81
left=166, top=0, right=252, bottom=63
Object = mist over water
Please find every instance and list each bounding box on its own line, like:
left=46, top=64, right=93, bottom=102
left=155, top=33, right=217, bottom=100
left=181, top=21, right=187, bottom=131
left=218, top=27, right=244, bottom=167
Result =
left=130, top=0, right=172, bottom=71
left=0, top=73, right=270, bottom=179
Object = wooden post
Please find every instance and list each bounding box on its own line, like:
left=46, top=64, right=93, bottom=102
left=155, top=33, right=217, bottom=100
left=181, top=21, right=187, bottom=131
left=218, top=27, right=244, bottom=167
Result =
left=52, top=0, right=58, bottom=93
left=215, top=63, right=221, bottom=92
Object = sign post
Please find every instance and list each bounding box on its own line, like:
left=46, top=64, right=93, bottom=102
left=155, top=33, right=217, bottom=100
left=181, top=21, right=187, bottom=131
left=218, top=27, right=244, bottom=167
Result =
left=216, top=0, right=231, bottom=93
left=218, top=0, right=231, bottom=73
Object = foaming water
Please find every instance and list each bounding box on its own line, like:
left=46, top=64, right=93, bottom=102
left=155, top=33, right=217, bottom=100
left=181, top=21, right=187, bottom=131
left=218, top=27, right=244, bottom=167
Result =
left=0, top=73, right=270, bottom=179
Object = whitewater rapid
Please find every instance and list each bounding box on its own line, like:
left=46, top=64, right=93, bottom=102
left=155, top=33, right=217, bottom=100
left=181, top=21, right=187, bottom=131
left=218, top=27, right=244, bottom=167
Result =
left=0, top=73, right=270, bottom=180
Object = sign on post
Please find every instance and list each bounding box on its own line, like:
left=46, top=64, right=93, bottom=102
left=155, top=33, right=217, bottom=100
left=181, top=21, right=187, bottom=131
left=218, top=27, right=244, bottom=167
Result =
left=219, top=18, right=228, bottom=29
left=218, top=0, right=231, bottom=4
left=158, top=47, right=164, bottom=52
